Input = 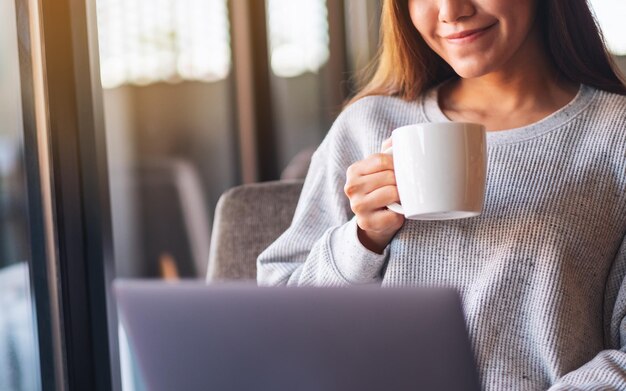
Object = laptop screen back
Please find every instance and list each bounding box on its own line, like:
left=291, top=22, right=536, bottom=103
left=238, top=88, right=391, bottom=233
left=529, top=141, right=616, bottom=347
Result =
left=115, top=281, right=480, bottom=391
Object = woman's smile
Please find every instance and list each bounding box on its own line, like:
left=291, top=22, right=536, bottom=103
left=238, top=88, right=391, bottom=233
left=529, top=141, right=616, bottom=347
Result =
left=442, top=22, right=498, bottom=45
left=409, top=0, right=537, bottom=78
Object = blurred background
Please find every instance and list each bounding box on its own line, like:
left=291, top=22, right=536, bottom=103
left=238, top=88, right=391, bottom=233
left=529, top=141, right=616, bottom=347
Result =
left=97, top=0, right=383, bottom=280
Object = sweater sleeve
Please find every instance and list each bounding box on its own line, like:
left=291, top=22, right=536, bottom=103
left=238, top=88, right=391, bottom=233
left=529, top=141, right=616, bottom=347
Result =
left=256, top=116, right=389, bottom=287
left=548, top=234, right=626, bottom=390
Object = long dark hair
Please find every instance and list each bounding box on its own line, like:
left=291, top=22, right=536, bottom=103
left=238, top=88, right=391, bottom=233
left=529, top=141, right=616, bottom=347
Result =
left=350, top=0, right=626, bottom=103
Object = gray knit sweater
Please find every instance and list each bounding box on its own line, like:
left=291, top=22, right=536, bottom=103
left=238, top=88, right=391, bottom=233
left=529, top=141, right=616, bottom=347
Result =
left=257, top=84, right=626, bottom=390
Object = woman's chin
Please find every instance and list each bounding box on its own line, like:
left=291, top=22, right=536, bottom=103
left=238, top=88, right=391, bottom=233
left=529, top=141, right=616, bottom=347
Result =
left=448, top=61, right=496, bottom=80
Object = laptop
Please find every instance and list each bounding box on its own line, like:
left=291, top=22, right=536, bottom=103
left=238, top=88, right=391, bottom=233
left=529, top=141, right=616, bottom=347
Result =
left=114, top=281, right=480, bottom=391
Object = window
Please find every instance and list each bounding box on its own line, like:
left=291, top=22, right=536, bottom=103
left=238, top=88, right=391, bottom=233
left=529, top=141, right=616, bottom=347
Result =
left=0, top=0, right=41, bottom=388
left=589, top=0, right=626, bottom=55
left=266, top=0, right=330, bottom=78
left=96, top=0, right=231, bottom=88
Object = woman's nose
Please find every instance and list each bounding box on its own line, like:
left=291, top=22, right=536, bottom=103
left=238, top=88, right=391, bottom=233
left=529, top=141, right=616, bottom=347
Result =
left=438, top=0, right=476, bottom=23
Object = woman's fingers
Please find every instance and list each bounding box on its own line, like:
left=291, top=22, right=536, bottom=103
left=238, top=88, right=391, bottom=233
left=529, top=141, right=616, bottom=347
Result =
left=363, top=184, right=400, bottom=209
left=350, top=185, right=400, bottom=215
left=346, top=153, right=394, bottom=178
left=344, top=170, right=396, bottom=198
left=344, top=150, right=404, bottom=252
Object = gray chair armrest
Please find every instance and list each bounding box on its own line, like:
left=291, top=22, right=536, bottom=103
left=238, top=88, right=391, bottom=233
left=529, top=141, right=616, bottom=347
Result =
left=206, top=180, right=304, bottom=282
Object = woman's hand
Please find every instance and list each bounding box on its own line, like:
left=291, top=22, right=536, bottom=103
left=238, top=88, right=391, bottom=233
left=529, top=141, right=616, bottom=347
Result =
left=344, top=138, right=405, bottom=254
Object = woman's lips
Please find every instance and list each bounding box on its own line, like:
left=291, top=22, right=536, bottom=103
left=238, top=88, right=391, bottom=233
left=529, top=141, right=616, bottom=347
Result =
left=443, top=23, right=497, bottom=44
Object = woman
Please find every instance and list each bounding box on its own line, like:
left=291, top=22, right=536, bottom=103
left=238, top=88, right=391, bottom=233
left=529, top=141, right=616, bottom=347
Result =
left=258, top=0, right=626, bottom=389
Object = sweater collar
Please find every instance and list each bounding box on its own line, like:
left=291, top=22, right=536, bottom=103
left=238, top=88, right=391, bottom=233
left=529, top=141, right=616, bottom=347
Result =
left=420, top=82, right=596, bottom=146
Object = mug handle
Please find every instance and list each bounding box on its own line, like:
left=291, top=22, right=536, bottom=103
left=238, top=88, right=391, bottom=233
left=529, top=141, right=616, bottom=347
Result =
left=382, top=147, right=404, bottom=215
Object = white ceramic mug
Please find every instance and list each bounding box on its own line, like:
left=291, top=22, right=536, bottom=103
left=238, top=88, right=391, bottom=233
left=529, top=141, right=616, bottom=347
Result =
left=384, top=122, right=487, bottom=220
